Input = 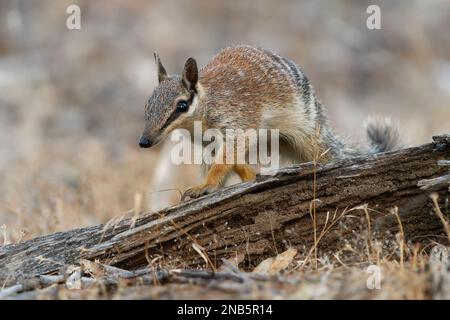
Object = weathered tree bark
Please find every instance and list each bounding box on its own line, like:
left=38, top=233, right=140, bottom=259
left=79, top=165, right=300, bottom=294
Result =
left=1, top=134, right=449, bottom=279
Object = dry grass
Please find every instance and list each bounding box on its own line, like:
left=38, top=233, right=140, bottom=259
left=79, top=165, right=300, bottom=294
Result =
left=3, top=202, right=445, bottom=300
left=0, top=139, right=158, bottom=243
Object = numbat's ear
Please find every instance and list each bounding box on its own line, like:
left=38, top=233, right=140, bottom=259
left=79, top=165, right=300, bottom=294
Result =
left=182, top=57, right=198, bottom=92
left=154, top=52, right=168, bottom=83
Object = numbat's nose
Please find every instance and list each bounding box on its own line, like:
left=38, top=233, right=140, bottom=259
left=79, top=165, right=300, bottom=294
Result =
left=139, top=137, right=152, bottom=148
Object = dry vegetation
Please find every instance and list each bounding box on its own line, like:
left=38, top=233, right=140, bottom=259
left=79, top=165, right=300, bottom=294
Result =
left=1, top=1, right=450, bottom=299
left=2, top=204, right=450, bottom=300
left=0, top=143, right=156, bottom=242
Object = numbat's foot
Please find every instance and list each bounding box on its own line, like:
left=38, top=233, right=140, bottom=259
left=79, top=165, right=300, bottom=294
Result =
left=181, top=183, right=219, bottom=201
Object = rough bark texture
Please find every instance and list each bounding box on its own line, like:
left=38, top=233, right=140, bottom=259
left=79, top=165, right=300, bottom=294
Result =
left=1, top=134, right=449, bottom=280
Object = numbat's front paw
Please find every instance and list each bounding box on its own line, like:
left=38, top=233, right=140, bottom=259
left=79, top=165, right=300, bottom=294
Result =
left=181, top=184, right=219, bottom=201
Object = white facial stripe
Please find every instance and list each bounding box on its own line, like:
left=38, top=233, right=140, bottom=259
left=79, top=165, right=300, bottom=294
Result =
left=187, top=95, right=198, bottom=117
left=187, top=82, right=204, bottom=117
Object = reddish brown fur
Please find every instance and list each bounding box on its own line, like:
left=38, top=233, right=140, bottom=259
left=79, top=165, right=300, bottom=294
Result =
left=199, top=46, right=296, bottom=130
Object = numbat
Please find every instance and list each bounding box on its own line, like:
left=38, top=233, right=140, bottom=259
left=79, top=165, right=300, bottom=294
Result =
left=139, top=45, right=401, bottom=200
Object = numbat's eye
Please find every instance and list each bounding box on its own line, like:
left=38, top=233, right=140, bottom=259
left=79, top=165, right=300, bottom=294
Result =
left=176, top=100, right=189, bottom=112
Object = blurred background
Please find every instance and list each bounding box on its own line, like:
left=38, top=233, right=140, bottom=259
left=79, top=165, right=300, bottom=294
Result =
left=0, top=0, right=449, bottom=242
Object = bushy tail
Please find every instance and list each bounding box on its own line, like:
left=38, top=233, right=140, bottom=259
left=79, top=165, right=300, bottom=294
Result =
left=365, top=118, right=402, bottom=154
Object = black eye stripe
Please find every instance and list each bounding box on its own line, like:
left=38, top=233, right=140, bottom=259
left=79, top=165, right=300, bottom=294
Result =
left=160, top=91, right=196, bottom=130
left=161, top=110, right=182, bottom=130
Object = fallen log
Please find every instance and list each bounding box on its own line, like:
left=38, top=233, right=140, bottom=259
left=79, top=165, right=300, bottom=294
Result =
left=1, top=133, right=449, bottom=279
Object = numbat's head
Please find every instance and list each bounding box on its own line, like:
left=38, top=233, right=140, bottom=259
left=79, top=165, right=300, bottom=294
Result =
left=139, top=53, right=200, bottom=148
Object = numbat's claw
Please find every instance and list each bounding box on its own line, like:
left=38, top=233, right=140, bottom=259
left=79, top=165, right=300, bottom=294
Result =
left=181, top=184, right=219, bottom=201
